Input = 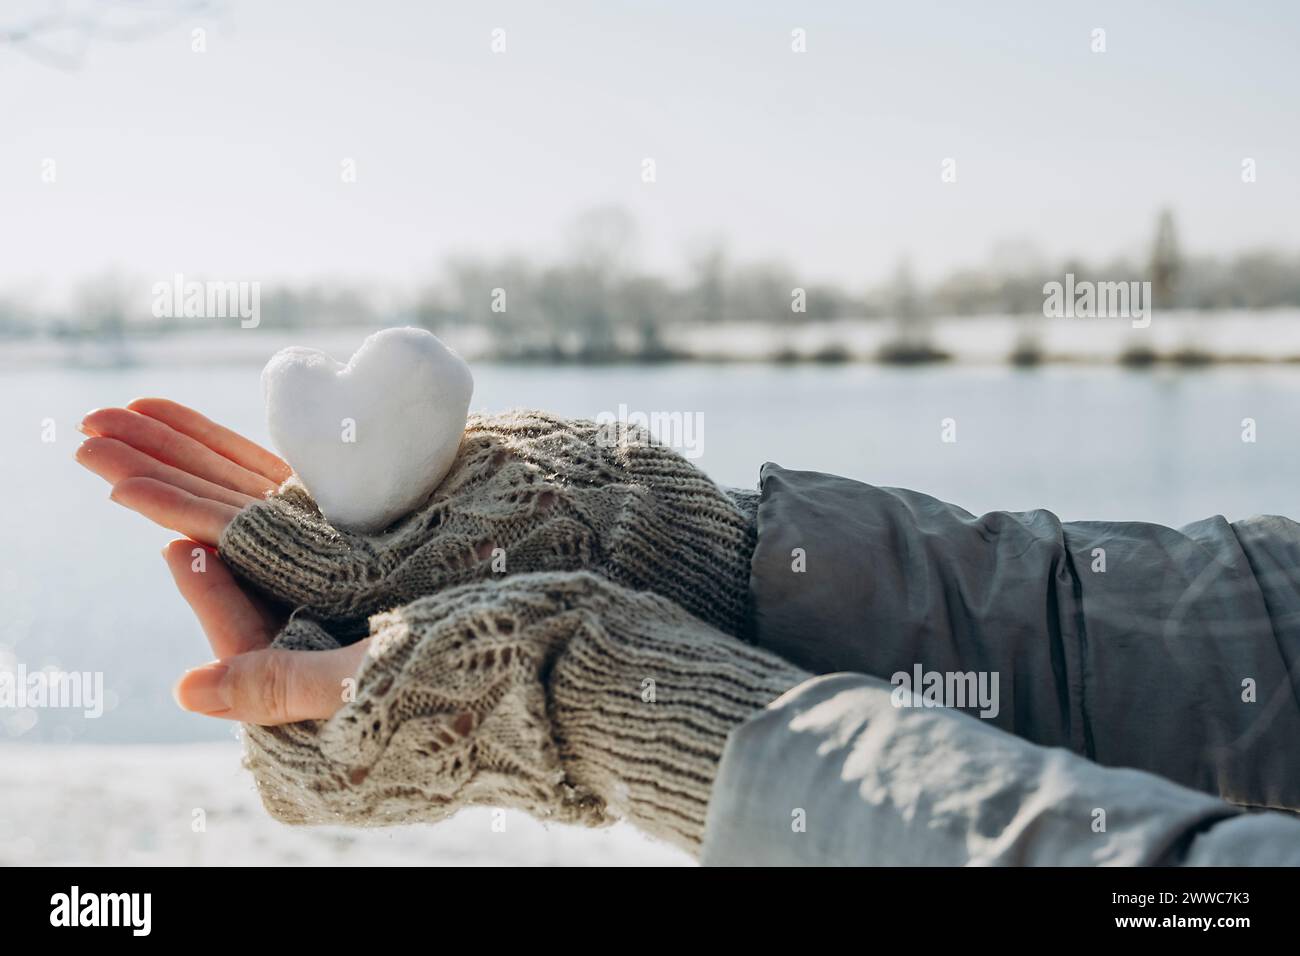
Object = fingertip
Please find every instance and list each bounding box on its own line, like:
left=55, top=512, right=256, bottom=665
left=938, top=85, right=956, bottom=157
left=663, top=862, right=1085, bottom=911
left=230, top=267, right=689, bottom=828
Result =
left=80, top=407, right=113, bottom=432
left=171, top=673, right=187, bottom=710
left=114, top=475, right=156, bottom=494
left=162, top=538, right=190, bottom=563
left=126, top=396, right=167, bottom=415
left=108, top=475, right=152, bottom=506
left=174, top=662, right=232, bottom=716
left=75, top=434, right=111, bottom=462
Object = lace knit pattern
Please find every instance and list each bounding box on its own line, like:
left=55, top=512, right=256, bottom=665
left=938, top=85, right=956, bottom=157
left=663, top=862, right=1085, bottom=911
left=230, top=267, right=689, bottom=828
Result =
left=242, top=572, right=808, bottom=855
left=219, top=410, right=758, bottom=640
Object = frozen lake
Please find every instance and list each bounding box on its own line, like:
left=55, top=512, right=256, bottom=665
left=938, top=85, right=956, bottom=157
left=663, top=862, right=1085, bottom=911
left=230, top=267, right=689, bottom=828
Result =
left=4, top=357, right=1300, bottom=746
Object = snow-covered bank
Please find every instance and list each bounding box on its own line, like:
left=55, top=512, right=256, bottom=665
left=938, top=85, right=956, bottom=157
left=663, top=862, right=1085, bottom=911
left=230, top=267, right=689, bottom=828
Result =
left=4, top=310, right=1300, bottom=368
left=0, top=743, right=693, bottom=866
left=669, top=310, right=1300, bottom=363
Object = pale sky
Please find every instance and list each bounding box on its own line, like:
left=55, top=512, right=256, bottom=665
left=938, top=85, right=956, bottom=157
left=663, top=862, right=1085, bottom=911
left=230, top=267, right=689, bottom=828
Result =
left=2, top=0, right=1298, bottom=303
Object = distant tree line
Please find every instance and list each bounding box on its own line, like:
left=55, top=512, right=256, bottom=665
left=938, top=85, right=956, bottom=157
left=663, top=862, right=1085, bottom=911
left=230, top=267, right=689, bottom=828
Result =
left=5, top=207, right=1300, bottom=358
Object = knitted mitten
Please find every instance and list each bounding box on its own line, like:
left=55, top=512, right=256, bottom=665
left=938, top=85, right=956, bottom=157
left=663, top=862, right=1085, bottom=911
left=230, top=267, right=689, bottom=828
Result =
left=242, top=571, right=808, bottom=855
left=219, top=410, right=758, bottom=639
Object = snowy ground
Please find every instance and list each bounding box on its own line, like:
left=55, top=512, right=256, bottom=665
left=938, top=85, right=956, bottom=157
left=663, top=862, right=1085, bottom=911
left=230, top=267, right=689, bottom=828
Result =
left=0, top=743, right=694, bottom=866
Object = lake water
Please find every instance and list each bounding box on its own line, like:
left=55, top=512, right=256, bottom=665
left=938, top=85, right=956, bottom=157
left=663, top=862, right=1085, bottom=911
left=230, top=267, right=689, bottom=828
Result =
left=4, top=360, right=1300, bottom=744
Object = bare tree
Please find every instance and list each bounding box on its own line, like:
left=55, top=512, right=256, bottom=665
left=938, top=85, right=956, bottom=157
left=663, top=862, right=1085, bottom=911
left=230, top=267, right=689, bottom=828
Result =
left=1, top=0, right=220, bottom=70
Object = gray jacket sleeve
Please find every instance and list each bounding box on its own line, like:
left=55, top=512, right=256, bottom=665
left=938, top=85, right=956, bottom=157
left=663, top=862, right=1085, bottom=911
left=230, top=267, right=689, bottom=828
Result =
left=747, top=463, right=1300, bottom=812
left=701, top=673, right=1300, bottom=866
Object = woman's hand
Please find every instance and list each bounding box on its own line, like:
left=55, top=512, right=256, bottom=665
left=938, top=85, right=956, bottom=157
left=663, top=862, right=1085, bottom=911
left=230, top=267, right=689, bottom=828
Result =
left=78, top=399, right=756, bottom=642
left=163, top=538, right=366, bottom=724
left=236, top=568, right=804, bottom=851
left=76, top=398, right=291, bottom=546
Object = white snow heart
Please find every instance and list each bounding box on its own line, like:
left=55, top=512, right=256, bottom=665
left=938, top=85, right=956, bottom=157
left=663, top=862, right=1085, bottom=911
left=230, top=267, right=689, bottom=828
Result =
left=261, top=327, right=474, bottom=533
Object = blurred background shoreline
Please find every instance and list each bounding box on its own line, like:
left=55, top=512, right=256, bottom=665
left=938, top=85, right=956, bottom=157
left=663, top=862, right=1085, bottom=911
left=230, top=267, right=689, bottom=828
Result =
left=9, top=311, right=1300, bottom=368
left=8, top=207, right=1300, bottom=368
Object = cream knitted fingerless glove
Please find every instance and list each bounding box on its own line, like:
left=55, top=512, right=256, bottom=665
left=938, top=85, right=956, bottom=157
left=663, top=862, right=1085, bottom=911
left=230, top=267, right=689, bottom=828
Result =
left=242, top=571, right=808, bottom=855
left=219, top=410, right=758, bottom=639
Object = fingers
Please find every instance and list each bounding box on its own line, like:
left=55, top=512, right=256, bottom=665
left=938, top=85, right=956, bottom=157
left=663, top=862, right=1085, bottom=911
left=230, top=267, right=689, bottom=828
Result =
left=167, top=536, right=366, bottom=724
left=81, top=407, right=279, bottom=498
left=127, top=397, right=292, bottom=485
left=109, top=476, right=240, bottom=545
left=163, top=539, right=278, bottom=657
left=76, top=436, right=258, bottom=509
left=174, top=640, right=370, bottom=724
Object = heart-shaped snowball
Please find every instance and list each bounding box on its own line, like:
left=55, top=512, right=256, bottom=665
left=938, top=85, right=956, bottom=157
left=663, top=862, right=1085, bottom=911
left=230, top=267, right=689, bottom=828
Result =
left=261, top=327, right=473, bottom=533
